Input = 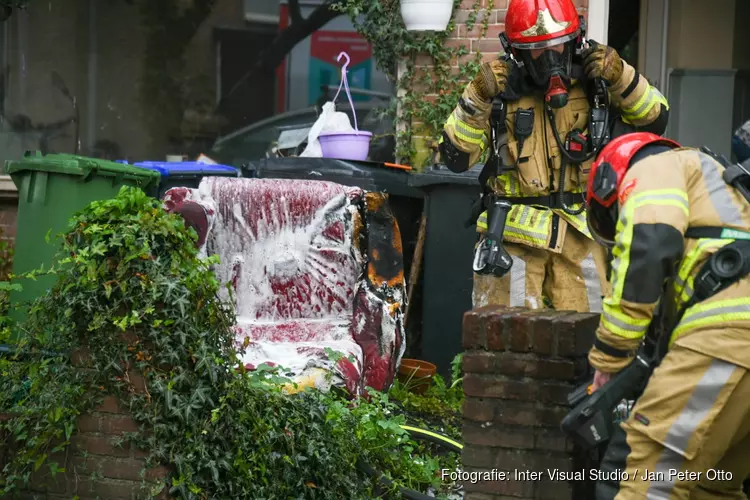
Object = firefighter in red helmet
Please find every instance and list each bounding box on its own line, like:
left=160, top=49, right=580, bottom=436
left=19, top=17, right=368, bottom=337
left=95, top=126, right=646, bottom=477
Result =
left=584, top=132, right=750, bottom=499
left=439, top=0, right=670, bottom=314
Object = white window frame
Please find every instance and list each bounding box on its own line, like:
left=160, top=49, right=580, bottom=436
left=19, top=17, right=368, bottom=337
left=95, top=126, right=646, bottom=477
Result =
left=586, top=0, right=610, bottom=45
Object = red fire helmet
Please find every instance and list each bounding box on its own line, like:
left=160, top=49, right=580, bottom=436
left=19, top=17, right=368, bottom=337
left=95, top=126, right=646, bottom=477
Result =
left=585, top=132, right=681, bottom=247
left=505, top=0, right=581, bottom=49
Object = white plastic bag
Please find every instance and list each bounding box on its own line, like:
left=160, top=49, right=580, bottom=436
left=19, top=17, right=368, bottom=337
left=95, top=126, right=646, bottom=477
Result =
left=299, top=101, right=354, bottom=157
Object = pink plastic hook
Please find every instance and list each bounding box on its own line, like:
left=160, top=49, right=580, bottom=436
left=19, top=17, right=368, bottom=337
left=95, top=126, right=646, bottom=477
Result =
left=336, top=51, right=351, bottom=72
left=331, top=51, right=359, bottom=132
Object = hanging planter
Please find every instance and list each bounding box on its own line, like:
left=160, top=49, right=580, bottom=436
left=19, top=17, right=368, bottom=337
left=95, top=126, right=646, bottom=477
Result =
left=400, top=0, right=454, bottom=32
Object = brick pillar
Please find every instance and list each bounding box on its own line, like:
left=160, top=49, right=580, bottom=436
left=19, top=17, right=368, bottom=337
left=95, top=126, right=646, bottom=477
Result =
left=460, top=306, right=599, bottom=500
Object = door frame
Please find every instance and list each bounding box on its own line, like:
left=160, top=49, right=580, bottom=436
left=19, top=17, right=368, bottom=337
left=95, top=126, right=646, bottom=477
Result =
left=638, top=0, right=670, bottom=94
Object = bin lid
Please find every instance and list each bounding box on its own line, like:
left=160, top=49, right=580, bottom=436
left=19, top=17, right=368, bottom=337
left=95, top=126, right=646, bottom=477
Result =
left=133, top=161, right=238, bottom=177
left=408, top=164, right=482, bottom=188
left=5, top=151, right=161, bottom=185
left=248, top=157, right=423, bottom=199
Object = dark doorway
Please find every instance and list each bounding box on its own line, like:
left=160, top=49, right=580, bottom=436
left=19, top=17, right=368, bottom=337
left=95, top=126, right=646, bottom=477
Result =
left=215, top=24, right=277, bottom=133
left=607, top=0, right=640, bottom=69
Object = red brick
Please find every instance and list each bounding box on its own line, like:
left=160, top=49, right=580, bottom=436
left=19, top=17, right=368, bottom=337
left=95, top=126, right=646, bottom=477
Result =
left=97, top=396, right=124, bottom=414
left=480, top=51, right=502, bottom=63
left=463, top=467, right=536, bottom=496
left=492, top=400, right=538, bottom=426
left=445, top=38, right=472, bottom=51
left=493, top=353, right=534, bottom=377
left=99, top=457, right=145, bottom=481
left=126, top=370, right=147, bottom=393
left=536, top=405, right=570, bottom=428
left=531, top=359, right=575, bottom=380
left=494, top=448, right=542, bottom=470
left=485, top=313, right=507, bottom=351
left=72, top=435, right=130, bottom=457
left=29, top=466, right=68, bottom=494
left=525, top=452, right=573, bottom=472
left=508, top=313, right=535, bottom=352
left=453, top=51, right=478, bottom=68
left=535, top=428, right=574, bottom=453
left=464, top=421, right=535, bottom=449
left=537, top=381, right=573, bottom=405
left=76, top=415, right=101, bottom=433
left=102, top=415, right=139, bottom=435
left=414, top=53, right=435, bottom=66
left=487, top=308, right=530, bottom=351
left=464, top=22, right=505, bottom=40
left=71, top=348, right=91, bottom=367
left=554, top=312, right=599, bottom=357
left=537, top=479, right=573, bottom=500
left=71, top=478, right=137, bottom=499
left=146, top=465, right=170, bottom=482
left=463, top=351, right=495, bottom=373
left=463, top=397, right=496, bottom=421
left=526, top=312, right=564, bottom=355
left=493, top=8, right=508, bottom=24
left=464, top=373, right=539, bottom=400
left=463, top=309, right=487, bottom=349
left=462, top=445, right=495, bottom=468
left=453, top=8, right=496, bottom=25
left=472, top=38, right=502, bottom=53
left=459, top=0, right=488, bottom=9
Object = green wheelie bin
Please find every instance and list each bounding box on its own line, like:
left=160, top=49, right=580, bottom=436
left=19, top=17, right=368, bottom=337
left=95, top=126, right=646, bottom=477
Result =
left=5, top=151, right=160, bottom=326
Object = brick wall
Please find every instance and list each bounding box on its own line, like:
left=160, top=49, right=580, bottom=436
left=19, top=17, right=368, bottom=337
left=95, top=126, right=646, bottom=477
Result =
left=0, top=397, right=168, bottom=499
left=460, top=306, right=599, bottom=500
left=0, top=346, right=167, bottom=499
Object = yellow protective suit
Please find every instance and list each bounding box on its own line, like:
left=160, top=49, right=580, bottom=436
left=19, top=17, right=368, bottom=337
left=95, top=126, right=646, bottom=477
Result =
left=442, top=58, right=669, bottom=313
left=590, top=148, right=750, bottom=499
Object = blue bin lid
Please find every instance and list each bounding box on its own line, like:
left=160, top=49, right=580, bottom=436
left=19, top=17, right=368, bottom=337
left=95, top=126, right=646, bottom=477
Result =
left=132, top=161, right=238, bottom=177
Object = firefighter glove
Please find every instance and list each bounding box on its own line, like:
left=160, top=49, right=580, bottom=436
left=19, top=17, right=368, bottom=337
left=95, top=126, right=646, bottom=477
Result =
left=470, top=59, right=512, bottom=102
left=581, top=40, right=623, bottom=84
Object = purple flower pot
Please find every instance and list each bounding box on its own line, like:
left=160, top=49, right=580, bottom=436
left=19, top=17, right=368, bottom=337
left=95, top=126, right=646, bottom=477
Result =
left=319, top=131, right=372, bottom=161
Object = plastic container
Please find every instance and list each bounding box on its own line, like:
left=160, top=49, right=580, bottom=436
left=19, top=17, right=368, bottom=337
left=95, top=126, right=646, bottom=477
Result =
left=5, top=152, right=160, bottom=326
left=132, top=161, right=238, bottom=198
left=319, top=131, right=373, bottom=161
left=397, top=358, right=437, bottom=394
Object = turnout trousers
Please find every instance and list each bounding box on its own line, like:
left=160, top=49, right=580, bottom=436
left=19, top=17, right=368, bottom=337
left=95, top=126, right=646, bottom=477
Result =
left=471, top=227, right=609, bottom=312
left=597, top=344, right=750, bottom=500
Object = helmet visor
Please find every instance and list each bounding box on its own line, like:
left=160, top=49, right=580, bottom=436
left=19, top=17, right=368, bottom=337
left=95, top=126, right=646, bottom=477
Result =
left=587, top=202, right=619, bottom=249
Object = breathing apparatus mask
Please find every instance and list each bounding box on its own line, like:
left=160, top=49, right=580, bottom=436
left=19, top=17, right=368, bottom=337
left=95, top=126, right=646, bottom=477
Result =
left=518, top=40, right=575, bottom=109
left=500, top=18, right=585, bottom=109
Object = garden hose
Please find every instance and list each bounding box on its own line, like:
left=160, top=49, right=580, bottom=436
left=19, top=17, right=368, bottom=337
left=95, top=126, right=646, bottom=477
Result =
left=359, top=425, right=464, bottom=499
left=399, top=424, right=463, bottom=454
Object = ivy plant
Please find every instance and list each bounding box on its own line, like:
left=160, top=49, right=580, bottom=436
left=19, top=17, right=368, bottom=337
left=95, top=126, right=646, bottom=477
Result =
left=0, top=186, right=462, bottom=498
left=334, top=0, right=495, bottom=169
